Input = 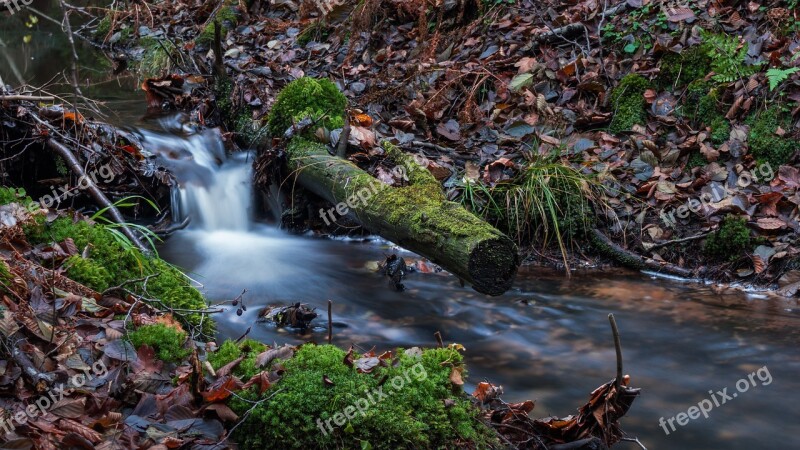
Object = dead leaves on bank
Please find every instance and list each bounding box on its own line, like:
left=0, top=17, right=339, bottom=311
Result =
left=477, top=377, right=640, bottom=449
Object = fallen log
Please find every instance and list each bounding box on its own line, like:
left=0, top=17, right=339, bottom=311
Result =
left=272, top=78, right=519, bottom=295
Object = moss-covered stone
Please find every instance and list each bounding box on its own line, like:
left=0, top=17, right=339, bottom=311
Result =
left=746, top=107, right=799, bottom=167
left=22, top=217, right=212, bottom=334
left=609, top=74, right=651, bottom=134
left=228, top=343, right=498, bottom=449
left=704, top=215, right=751, bottom=261
left=128, top=323, right=190, bottom=363
left=657, top=46, right=711, bottom=89
left=267, top=77, right=347, bottom=137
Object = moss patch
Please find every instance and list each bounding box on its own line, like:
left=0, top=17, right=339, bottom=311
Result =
left=22, top=217, right=212, bottom=334
left=704, top=216, right=751, bottom=261
left=267, top=77, right=347, bottom=137
left=207, top=339, right=267, bottom=379
left=746, top=107, right=799, bottom=167
left=229, top=344, right=498, bottom=450
left=657, top=46, right=711, bottom=89
left=129, top=324, right=189, bottom=363
left=609, top=74, right=650, bottom=134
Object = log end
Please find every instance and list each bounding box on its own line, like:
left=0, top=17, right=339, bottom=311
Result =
left=468, top=236, right=519, bottom=296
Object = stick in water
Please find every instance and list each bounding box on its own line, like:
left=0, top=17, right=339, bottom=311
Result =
left=608, top=313, right=623, bottom=391
left=327, top=300, right=332, bottom=344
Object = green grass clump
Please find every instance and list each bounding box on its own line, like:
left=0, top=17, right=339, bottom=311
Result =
left=129, top=324, right=189, bottom=363
left=746, top=107, right=799, bottom=167
left=658, top=46, right=711, bottom=89
left=267, top=77, right=347, bottom=137
left=704, top=216, right=752, bottom=261
left=609, top=74, right=650, bottom=134
left=137, top=37, right=174, bottom=77
left=207, top=339, right=267, bottom=379
left=0, top=260, right=13, bottom=295
left=229, top=344, right=498, bottom=449
left=22, top=217, right=212, bottom=334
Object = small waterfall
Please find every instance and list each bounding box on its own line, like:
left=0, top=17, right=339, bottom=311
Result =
left=136, top=116, right=253, bottom=231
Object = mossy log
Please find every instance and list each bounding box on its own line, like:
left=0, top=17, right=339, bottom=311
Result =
left=286, top=137, right=519, bottom=295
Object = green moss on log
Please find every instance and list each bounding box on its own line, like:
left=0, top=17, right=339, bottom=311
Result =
left=267, top=77, right=347, bottom=137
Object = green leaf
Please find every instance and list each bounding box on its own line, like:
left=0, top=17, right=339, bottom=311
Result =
left=624, top=42, right=639, bottom=54
left=767, top=67, right=800, bottom=91
left=509, top=73, right=534, bottom=92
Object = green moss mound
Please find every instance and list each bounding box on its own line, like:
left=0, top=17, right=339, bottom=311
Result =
left=226, top=344, right=498, bottom=450
left=609, top=74, right=651, bottom=134
left=22, top=217, right=212, bottom=334
left=129, top=324, right=190, bottom=363
left=267, top=77, right=347, bottom=137
left=207, top=339, right=267, bottom=379
left=746, top=107, right=799, bottom=167
left=657, top=46, right=711, bottom=89
left=704, top=216, right=751, bottom=261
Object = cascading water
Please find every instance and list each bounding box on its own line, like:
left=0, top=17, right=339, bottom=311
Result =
left=132, top=116, right=800, bottom=450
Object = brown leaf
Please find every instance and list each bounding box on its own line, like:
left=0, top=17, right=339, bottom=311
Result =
left=449, top=366, right=464, bottom=386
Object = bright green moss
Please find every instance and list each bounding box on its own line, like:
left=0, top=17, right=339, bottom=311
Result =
left=229, top=344, right=498, bottom=449
left=657, top=46, right=711, bottom=89
left=704, top=216, right=751, bottom=261
left=746, top=107, right=799, bottom=167
left=0, top=187, right=31, bottom=206
left=207, top=339, right=267, bottom=379
left=22, top=217, right=212, bottom=334
left=609, top=74, right=651, bottom=134
left=129, top=324, right=189, bottom=363
left=267, top=77, right=347, bottom=137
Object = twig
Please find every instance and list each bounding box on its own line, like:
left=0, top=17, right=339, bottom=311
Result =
left=336, top=119, right=350, bottom=159
left=0, top=95, right=55, bottom=101
left=327, top=299, right=333, bottom=344
left=434, top=331, right=444, bottom=348
left=648, top=232, right=711, bottom=251
left=621, top=436, right=648, bottom=450
left=608, top=313, right=622, bottom=392
left=46, top=138, right=150, bottom=254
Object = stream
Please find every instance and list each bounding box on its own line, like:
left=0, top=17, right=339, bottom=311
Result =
left=3, top=7, right=800, bottom=449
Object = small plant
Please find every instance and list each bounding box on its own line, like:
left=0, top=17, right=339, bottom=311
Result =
left=704, top=216, right=752, bottom=261
left=701, top=32, right=763, bottom=82
left=128, top=324, right=189, bottom=363
left=493, top=156, right=601, bottom=269
left=0, top=187, right=31, bottom=205
left=766, top=67, right=799, bottom=91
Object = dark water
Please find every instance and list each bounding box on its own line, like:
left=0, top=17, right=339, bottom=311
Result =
left=5, top=6, right=800, bottom=449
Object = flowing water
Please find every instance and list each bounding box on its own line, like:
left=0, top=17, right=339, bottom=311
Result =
left=4, top=8, right=800, bottom=448
left=149, top=122, right=800, bottom=450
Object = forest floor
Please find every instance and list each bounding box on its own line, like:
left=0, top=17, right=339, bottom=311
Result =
left=85, top=0, right=800, bottom=295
